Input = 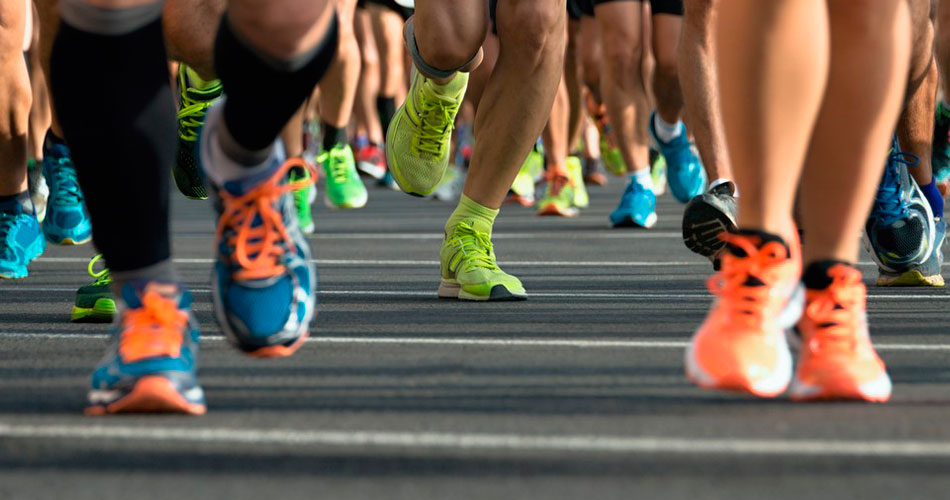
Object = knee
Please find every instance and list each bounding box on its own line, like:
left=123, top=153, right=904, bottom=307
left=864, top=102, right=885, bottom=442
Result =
left=229, top=3, right=334, bottom=60
left=496, top=0, right=565, bottom=65
left=653, top=51, right=679, bottom=86
left=415, top=18, right=486, bottom=71
left=601, top=30, right=643, bottom=85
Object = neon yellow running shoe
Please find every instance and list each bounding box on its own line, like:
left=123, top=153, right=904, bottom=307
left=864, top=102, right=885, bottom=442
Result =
left=536, top=168, right=578, bottom=218
left=174, top=64, right=222, bottom=200
left=289, top=161, right=317, bottom=233
left=386, top=67, right=468, bottom=196
left=507, top=157, right=538, bottom=207
left=650, top=148, right=668, bottom=197
left=438, top=221, right=526, bottom=301
left=71, top=254, right=116, bottom=323
left=601, top=138, right=626, bottom=177
left=566, top=156, right=589, bottom=208
left=321, top=143, right=368, bottom=209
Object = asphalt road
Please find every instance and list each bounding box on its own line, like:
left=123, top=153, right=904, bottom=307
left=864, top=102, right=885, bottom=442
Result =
left=2, top=176, right=950, bottom=500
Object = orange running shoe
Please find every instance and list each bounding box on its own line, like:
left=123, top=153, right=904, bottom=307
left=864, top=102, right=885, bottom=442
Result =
left=685, top=231, right=803, bottom=397
left=789, top=263, right=891, bottom=402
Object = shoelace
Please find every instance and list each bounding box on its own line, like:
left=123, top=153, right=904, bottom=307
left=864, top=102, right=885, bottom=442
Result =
left=544, top=169, right=574, bottom=197
left=318, top=148, right=351, bottom=185
left=707, top=233, right=793, bottom=328
left=87, top=254, right=111, bottom=286
left=872, top=150, right=918, bottom=224
left=216, top=158, right=315, bottom=281
left=415, top=92, right=458, bottom=156
left=119, top=290, right=188, bottom=362
left=177, top=86, right=221, bottom=142
left=48, top=157, right=83, bottom=205
left=448, top=221, right=499, bottom=273
left=803, top=265, right=864, bottom=355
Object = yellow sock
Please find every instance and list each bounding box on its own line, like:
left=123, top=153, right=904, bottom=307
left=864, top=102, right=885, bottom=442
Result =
left=445, top=194, right=498, bottom=236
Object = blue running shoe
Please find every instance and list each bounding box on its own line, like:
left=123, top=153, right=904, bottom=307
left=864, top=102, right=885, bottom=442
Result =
left=42, top=138, right=92, bottom=245
left=864, top=140, right=935, bottom=280
left=876, top=217, right=946, bottom=287
left=649, top=111, right=706, bottom=203
left=86, top=282, right=205, bottom=415
left=0, top=197, right=44, bottom=279
left=610, top=175, right=658, bottom=228
left=201, top=104, right=317, bottom=358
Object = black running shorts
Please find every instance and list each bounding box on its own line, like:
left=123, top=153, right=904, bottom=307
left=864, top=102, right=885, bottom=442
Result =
left=358, top=0, right=414, bottom=20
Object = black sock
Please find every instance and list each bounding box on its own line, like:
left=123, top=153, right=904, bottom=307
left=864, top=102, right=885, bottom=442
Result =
left=803, top=260, right=854, bottom=290
left=727, top=229, right=790, bottom=258
left=49, top=18, right=174, bottom=272
left=0, top=190, right=34, bottom=216
left=322, top=123, right=347, bottom=151
left=377, top=96, right=396, bottom=135
left=214, top=13, right=339, bottom=158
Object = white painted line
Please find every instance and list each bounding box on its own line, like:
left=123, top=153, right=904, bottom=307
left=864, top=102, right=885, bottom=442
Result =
left=7, top=286, right=950, bottom=301
left=175, top=232, right=684, bottom=240
left=1, top=423, right=948, bottom=457
left=2, top=332, right=946, bottom=352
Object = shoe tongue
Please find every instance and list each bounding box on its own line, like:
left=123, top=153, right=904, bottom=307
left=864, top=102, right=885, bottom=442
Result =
left=0, top=197, right=25, bottom=215
left=120, top=281, right=185, bottom=309
left=803, top=260, right=855, bottom=290
left=726, top=229, right=789, bottom=258
left=221, top=161, right=281, bottom=197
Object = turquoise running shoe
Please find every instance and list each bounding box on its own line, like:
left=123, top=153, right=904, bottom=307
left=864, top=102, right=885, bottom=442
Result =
left=609, top=175, right=657, bottom=228
left=86, top=282, right=205, bottom=415
left=42, top=138, right=92, bottom=245
left=649, top=111, right=706, bottom=203
left=201, top=103, right=317, bottom=358
left=0, top=197, right=44, bottom=279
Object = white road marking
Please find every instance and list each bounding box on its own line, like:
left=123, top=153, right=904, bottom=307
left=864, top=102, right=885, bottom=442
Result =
left=8, top=286, right=950, bottom=301
left=2, top=332, right=947, bottom=351
left=172, top=231, right=684, bottom=240
left=1, top=423, right=949, bottom=457
left=33, top=257, right=701, bottom=267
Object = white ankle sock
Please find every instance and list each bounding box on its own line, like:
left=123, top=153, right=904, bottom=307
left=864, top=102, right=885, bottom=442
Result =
left=632, top=168, right=654, bottom=191
left=653, top=114, right=683, bottom=143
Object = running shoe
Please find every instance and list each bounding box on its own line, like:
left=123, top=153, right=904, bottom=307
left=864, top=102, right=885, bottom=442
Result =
left=356, top=143, right=388, bottom=180
left=201, top=107, right=317, bottom=358
left=289, top=161, right=317, bottom=234
left=649, top=111, right=706, bottom=203
left=378, top=170, right=400, bottom=190
left=876, top=217, right=946, bottom=286
left=72, top=254, right=117, bottom=323
left=173, top=64, right=223, bottom=200
left=650, top=148, right=667, bottom=197
left=685, top=231, right=803, bottom=397
left=439, top=221, right=526, bottom=301
left=609, top=175, right=657, bottom=228
left=587, top=95, right=626, bottom=176
left=933, top=101, right=950, bottom=196
left=0, top=197, right=44, bottom=279
left=42, top=139, right=92, bottom=245
left=432, top=165, right=464, bottom=202
left=86, top=282, right=206, bottom=415
left=682, top=181, right=739, bottom=270
left=863, top=145, right=934, bottom=280
left=508, top=156, right=538, bottom=207
left=321, top=143, right=368, bottom=209
left=582, top=157, right=607, bottom=187
left=789, top=263, right=891, bottom=402
left=566, top=156, right=589, bottom=209
left=27, top=158, right=48, bottom=223
left=537, top=167, right=578, bottom=217
left=386, top=65, right=468, bottom=196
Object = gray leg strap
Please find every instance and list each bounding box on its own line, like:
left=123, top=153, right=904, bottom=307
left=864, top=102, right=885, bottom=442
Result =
left=404, top=17, right=479, bottom=80
left=60, top=0, right=164, bottom=36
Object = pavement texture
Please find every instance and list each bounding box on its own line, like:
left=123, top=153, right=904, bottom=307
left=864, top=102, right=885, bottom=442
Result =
left=2, top=176, right=950, bottom=500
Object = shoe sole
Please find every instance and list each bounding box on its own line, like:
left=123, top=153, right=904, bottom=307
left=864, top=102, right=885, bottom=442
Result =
left=611, top=212, right=658, bottom=229
left=876, top=269, right=945, bottom=287
left=789, top=373, right=892, bottom=402
left=323, top=190, right=368, bottom=210
left=506, top=194, right=535, bottom=207
left=438, top=280, right=528, bottom=302
left=357, top=161, right=387, bottom=180
left=71, top=298, right=117, bottom=323
left=85, top=376, right=206, bottom=416
left=682, top=196, right=738, bottom=258
left=537, top=204, right=578, bottom=217
left=49, top=236, right=92, bottom=246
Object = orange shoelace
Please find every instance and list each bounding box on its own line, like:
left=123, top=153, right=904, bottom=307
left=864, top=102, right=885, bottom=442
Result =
left=544, top=168, right=573, bottom=196
left=119, top=291, right=188, bottom=363
left=802, top=264, right=865, bottom=354
left=707, top=233, right=794, bottom=328
left=215, top=158, right=316, bottom=281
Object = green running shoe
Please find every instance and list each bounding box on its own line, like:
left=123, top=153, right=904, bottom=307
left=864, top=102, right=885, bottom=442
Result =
left=650, top=148, right=668, bottom=197
left=321, top=143, right=368, bottom=209
left=174, top=64, right=223, bottom=200
left=566, top=156, right=589, bottom=208
left=507, top=156, right=538, bottom=207
left=439, top=221, right=526, bottom=301
left=386, top=66, right=468, bottom=196
left=71, top=254, right=116, bottom=323
left=289, top=161, right=317, bottom=233
left=601, top=137, right=626, bottom=177
left=536, top=168, right=578, bottom=217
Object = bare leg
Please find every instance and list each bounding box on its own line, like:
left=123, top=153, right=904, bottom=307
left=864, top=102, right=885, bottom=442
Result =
left=0, top=0, right=31, bottom=197
left=800, top=0, right=911, bottom=264
left=565, top=18, right=583, bottom=148
left=27, top=10, right=50, bottom=162
left=370, top=5, right=407, bottom=104
left=680, top=0, right=731, bottom=182
left=897, top=0, right=936, bottom=189
left=318, top=0, right=360, bottom=131
left=354, top=7, right=383, bottom=145
left=164, top=0, right=224, bottom=79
